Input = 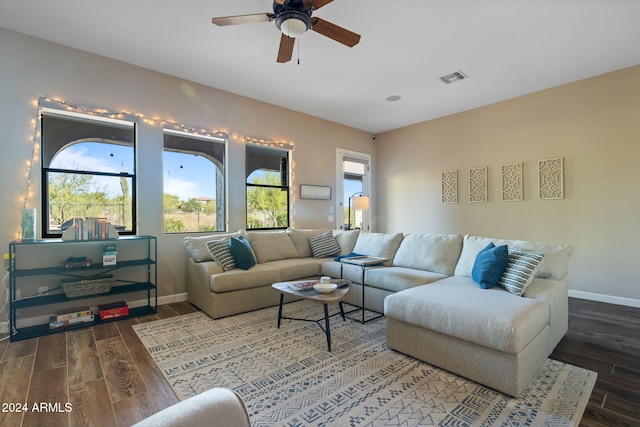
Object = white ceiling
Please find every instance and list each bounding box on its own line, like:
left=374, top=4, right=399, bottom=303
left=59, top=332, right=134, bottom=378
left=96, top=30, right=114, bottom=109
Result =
left=1, top=0, right=639, bottom=133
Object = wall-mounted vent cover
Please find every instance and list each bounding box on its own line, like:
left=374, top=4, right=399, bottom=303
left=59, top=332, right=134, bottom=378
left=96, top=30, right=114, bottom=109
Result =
left=440, top=71, right=468, bottom=84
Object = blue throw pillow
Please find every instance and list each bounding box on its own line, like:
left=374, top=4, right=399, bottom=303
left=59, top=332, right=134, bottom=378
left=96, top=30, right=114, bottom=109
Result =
left=471, top=242, right=509, bottom=289
left=229, top=236, right=256, bottom=270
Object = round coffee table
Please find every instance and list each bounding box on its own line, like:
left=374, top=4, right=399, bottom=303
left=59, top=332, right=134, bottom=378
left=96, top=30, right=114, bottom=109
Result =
left=272, top=280, right=350, bottom=351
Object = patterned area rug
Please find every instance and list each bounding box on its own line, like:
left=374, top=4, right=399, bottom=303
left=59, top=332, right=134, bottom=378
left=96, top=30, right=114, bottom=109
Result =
left=133, top=301, right=596, bottom=426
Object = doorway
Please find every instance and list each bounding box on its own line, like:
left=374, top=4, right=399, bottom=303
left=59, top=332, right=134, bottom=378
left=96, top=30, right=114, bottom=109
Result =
left=336, top=149, right=371, bottom=231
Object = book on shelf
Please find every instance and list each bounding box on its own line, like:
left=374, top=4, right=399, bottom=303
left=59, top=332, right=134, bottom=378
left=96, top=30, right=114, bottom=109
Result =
left=61, top=217, right=119, bottom=241
left=49, top=314, right=94, bottom=329
left=102, top=243, right=118, bottom=266
left=56, top=307, right=92, bottom=322
left=99, top=301, right=129, bottom=320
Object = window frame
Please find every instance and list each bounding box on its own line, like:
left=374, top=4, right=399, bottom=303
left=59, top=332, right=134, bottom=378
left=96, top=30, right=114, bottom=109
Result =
left=40, top=110, right=137, bottom=238
left=245, top=143, right=291, bottom=230
left=162, top=129, right=228, bottom=234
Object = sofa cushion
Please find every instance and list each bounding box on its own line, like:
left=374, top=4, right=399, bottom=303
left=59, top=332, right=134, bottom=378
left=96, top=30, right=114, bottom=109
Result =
left=246, top=230, right=299, bottom=263
left=384, top=276, right=549, bottom=354
left=206, top=239, right=237, bottom=271
left=454, top=235, right=572, bottom=280
left=332, top=229, right=360, bottom=255
left=392, top=233, right=463, bottom=275
left=209, top=264, right=282, bottom=293
left=229, top=236, right=256, bottom=270
left=262, top=258, right=323, bottom=281
left=352, top=232, right=404, bottom=266
left=287, top=228, right=327, bottom=258
left=365, top=266, right=449, bottom=292
left=183, top=230, right=244, bottom=262
left=308, top=231, right=341, bottom=258
left=471, top=243, right=509, bottom=289
left=498, top=248, right=544, bottom=296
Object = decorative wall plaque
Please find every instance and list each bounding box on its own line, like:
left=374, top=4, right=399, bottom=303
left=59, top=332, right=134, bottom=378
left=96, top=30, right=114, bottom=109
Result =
left=441, top=170, right=458, bottom=203
left=300, top=184, right=331, bottom=200
left=469, top=167, right=488, bottom=203
left=538, top=157, right=564, bottom=199
left=501, top=162, right=523, bottom=201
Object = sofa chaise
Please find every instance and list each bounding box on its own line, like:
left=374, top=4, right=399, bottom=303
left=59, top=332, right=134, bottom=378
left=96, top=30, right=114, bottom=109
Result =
left=183, top=229, right=572, bottom=397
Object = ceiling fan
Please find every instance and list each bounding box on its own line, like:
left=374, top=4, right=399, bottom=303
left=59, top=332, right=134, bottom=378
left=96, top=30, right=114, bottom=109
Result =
left=212, top=0, right=361, bottom=63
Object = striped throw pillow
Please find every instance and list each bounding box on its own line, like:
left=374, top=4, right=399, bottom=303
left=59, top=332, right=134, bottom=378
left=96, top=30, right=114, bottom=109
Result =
left=206, top=239, right=236, bottom=271
left=497, top=248, right=544, bottom=296
left=308, top=231, right=341, bottom=258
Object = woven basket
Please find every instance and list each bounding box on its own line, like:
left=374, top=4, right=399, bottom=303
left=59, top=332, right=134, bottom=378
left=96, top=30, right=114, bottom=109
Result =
left=62, top=274, right=115, bottom=298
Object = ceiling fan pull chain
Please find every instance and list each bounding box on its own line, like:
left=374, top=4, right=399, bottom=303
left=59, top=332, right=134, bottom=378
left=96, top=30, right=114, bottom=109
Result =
left=297, top=37, right=301, bottom=65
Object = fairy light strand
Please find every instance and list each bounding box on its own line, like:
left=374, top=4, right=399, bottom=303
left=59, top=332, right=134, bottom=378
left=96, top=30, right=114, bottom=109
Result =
left=17, top=97, right=296, bottom=238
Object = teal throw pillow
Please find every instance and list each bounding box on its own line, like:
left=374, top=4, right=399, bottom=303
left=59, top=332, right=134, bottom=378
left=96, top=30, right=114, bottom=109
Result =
left=229, top=236, right=256, bottom=270
left=471, top=242, right=509, bottom=289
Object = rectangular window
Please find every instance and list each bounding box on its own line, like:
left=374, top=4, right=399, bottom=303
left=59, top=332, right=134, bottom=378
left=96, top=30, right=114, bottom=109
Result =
left=246, top=143, right=290, bottom=230
left=163, top=130, right=227, bottom=233
left=41, top=111, right=136, bottom=237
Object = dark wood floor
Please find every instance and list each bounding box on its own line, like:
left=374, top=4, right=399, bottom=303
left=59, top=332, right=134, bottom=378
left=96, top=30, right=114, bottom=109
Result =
left=0, top=297, right=638, bottom=426
left=550, top=298, right=640, bottom=426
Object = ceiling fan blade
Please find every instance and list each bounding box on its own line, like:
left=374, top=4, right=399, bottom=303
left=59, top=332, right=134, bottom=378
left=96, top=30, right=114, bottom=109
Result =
left=311, top=17, right=360, bottom=47
left=304, top=0, right=334, bottom=9
left=277, top=34, right=295, bottom=63
left=212, top=13, right=274, bottom=26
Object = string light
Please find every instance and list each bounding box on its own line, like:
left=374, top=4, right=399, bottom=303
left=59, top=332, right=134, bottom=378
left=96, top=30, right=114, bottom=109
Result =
left=17, top=97, right=297, bottom=237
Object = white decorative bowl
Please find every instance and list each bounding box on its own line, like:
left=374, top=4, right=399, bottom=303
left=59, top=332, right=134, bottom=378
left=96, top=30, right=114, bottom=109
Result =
left=313, top=283, right=337, bottom=294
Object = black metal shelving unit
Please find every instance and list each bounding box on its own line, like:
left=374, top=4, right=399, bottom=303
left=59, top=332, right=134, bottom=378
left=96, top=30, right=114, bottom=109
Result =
left=8, top=235, right=157, bottom=341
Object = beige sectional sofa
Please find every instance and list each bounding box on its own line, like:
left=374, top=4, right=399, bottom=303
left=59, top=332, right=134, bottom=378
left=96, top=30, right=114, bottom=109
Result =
left=183, top=228, right=572, bottom=397
left=184, top=228, right=358, bottom=319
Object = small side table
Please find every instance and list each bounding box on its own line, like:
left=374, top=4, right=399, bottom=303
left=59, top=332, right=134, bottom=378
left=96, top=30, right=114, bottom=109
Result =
left=272, top=281, right=350, bottom=351
left=339, top=256, right=387, bottom=324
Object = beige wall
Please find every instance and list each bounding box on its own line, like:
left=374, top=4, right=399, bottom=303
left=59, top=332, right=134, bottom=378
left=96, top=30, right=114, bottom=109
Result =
left=376, top=65, right=640, bottom=306
left=3, top=27, right=638, bottom=310
left=0, top=29, right=373, bottom=303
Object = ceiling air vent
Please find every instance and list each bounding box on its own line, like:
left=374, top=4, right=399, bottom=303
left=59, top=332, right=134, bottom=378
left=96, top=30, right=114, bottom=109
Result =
left=440, top=71, right=468, bottom=84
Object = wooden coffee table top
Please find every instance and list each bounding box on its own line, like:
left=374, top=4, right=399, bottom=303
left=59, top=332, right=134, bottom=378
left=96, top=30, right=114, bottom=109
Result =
left=272, top=281, right=350, bottom=303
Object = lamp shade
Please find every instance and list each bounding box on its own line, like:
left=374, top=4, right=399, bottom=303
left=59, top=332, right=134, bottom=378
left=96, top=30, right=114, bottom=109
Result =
left=275, top=11, right=311, bottom=38
left=352, top=196, right=370, bottom=211
left=281, top=18, right=308, bottom=37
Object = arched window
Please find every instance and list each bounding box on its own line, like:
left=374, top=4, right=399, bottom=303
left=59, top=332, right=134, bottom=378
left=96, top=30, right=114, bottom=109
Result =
left=162, top=130, right=227, bottom=233
left=41, top=112, right=136, bottom=237
left=245, top=143, right=290, bottom=230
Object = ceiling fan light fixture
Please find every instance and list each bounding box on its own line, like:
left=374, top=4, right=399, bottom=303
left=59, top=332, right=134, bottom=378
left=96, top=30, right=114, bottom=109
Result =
left=276, top=10, right=311, bottom=37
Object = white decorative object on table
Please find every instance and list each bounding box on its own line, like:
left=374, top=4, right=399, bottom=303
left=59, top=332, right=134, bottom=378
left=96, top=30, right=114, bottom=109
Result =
left=313, top=283, right=337, bottom=293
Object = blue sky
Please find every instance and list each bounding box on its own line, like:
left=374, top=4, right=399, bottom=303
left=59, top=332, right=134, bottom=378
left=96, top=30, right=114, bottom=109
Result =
left=54, top=143, right=362, bottom=205
left=52, top=143, right=215, bottom=201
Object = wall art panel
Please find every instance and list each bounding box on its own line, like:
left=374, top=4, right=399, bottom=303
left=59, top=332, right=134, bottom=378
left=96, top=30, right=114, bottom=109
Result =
left=441, top=170, right=458, bottom=203
left=538, top=157, right=564, bottom=199
left=501, top=162, right=523, bottom=201
left=469, top=167, right=488, bottom=203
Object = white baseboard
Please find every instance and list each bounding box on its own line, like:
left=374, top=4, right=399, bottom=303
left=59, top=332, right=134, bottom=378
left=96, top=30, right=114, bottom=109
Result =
left=157, top=292, right=189, bottom=306
left=569, top=290, right=640, bottom=308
